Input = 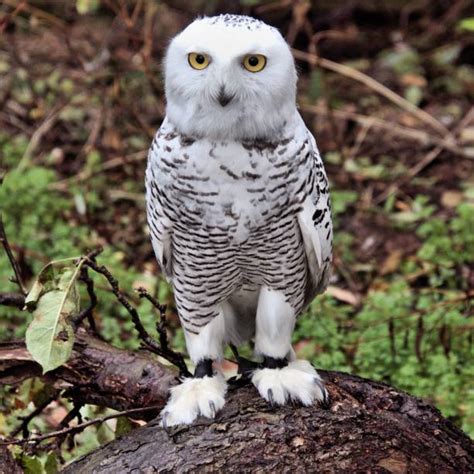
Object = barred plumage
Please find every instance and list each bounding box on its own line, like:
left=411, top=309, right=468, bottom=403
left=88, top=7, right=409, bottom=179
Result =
left=146, top=117, right=332, bottom=334
left=145, top=13, right=333, bottom=426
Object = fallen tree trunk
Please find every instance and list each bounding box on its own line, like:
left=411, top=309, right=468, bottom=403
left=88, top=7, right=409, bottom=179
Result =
left=1, top=330, right=473, bottom=472
left=63, top=370, right=474, bottom=473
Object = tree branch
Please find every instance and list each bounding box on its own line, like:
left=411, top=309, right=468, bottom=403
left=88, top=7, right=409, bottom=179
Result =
left=84, top=256, right=191, bottom=377
left=292, top=48, right=453, bottom=139
left=0, top=292, right=25, bottom=307
left=1, top=406, right=162, bottom=447
left=0, top=216, right=27, bottom=295
left=0, top=329, right=178, bottom=413
left=10, top=389, right=61, bottom=438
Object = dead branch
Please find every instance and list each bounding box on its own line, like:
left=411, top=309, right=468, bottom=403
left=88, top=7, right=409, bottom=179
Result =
left=299, top=103, right=470, bottom=158
left=84, top=254, right=191, bottom=377
left=1, top=331, right=472, bottom=473
left=374, top=106, right=474, bottom=203
left=17, top=101, right=67, bottom=171
left=0, top=292, right=25, bottom=307
left=9, top=389, right=60, bottom=438
left=293, top=49, right=452, bottom=138
left=2, top=405, right=162, bottom=447
left=0, top=216, right=27, bottom=295
left=0, top=329, right=178, bottom=413
left=71, top=266, right=98, bottom=332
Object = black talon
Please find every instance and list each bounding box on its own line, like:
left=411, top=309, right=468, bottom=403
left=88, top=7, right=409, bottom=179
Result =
left=267, top=388, right=275, bottom=407
left=162, top=413, right=169, bottom=433
left=209, top=401, right=216, bottom=418
left=314, top=378, right=331, bottom=409
left=321, top=390, right=331, bottom=409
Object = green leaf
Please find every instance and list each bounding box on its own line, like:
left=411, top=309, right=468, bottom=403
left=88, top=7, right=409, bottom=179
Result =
left=115, top=416, right=134, bottom=438
left=458, top=17, right=474, bottom=32
left=378, top=46, right=422, bottom=75
left=21, top=454, right=44, bottom=474
left=404, top=85, right=423, bottom=106
left=76, top=0, right=100, bottom=14
left=432, top=44, right=461, bottom=66
left=308, top=69, right=325, bottom=101
left=25, top=258, right=83, bottom=373
left=44, top=453, right=58, bottom=474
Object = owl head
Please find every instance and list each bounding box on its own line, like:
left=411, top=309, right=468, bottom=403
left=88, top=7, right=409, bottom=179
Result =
left=163, top=15, right=298, bottom=141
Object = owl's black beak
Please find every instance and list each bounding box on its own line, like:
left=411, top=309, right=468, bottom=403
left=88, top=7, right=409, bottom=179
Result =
left=217, top=86, right=234, bottom=107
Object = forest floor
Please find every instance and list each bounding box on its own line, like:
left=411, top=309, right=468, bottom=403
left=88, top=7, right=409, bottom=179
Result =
left=0, top=0, right=473, bottom=468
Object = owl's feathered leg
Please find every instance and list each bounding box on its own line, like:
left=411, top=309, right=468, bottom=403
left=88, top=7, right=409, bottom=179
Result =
left=160, top=312, right=227, bottom=427
left=251, top=286, right=329, bottom=406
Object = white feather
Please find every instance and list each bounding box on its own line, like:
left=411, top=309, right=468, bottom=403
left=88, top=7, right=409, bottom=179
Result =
left=298, top=198, right=323, bottom=268
left=254, top=286, right=296, bottom=359
left=161, top=374, right=227, bottom=426
left=252, top=360, right=327, bottom=406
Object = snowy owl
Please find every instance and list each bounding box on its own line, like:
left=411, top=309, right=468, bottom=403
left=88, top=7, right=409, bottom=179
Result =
left=146, top=14, right=332, bottom=427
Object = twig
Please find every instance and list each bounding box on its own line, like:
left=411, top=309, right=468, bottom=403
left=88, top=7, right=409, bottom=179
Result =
left=17, top=102, right=67, bottom=172
left=84, top=256, right=191, bottom=377
left=51, top=402, right=85, bottom=451
left=108, top=190, right=146, bottom=202
left=0, top=215, right=27, bottom=295
left=406, top=106, right=474, bottom=177
left=0, top=0, right=26, bottom=34
left=374, top=106, right=474, bottom=203
left=59, top=403, right=84, bottom=429
left=0, top=405, right=161, bottom=446
left=299, top=103, right=469, bottom=158
left=293, top=49, right=452, bottom=138
left=347, top=118, right=374, bottom=162
left=1, top=0, right=66, bottom=28
left=10, top=390, right=60, bottom=438
left=0, top=292, right=25, bottom=307
left=72, top=266, right=98, bottom=334
left=136, top=287, right=169, bottom=352
left=50, top=401, right=84, bottom=454
left=49, top=150, right=147, bottom=191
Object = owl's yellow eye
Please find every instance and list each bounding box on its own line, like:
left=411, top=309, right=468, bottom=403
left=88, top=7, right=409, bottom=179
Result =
left=188, top=53, right=210, bottom=70
left=242, top=54, right=266, bottom=73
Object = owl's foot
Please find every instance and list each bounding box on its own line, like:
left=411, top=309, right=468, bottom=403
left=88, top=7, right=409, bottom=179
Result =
left=161, top=373, right=227, bottom=427
left=251, top=358, right=329, bottom=407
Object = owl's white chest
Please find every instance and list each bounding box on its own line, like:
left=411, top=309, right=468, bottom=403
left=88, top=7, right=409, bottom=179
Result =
left=151, top=129, right=302, bottom=243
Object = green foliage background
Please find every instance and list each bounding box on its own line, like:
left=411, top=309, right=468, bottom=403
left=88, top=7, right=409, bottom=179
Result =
left=0, top=0, right=473, bottom=468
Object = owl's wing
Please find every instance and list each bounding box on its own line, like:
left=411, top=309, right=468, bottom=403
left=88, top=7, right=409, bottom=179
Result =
left=296, top=123, right=333, bottom=300
left=145, top=124, right=174, bottom=282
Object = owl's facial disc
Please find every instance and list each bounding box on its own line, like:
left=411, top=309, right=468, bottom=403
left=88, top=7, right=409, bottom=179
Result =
left=164, top=15, right=298, bottom=140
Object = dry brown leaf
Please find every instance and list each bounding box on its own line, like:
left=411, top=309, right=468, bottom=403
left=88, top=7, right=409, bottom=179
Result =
left=292, top=436, right=305, bottom=447
left=326, top=286, right=360, bottom=306
left=380, top=250, right=403, bottom=276
left=460, top=127, right=474, bottom=144
left=400, top=73, right=427, bottom=87
left=441, top=191, right=463, bottom=208
left=102, top=129, right=122, bottom=150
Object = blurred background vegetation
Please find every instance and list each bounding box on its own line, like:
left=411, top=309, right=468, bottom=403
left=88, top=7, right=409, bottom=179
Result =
left=0, top=0, right=473, bottom=469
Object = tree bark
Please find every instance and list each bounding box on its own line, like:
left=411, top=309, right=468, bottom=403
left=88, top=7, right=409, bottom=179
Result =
left=0, top=329, right=177, bottom=415
left=63, top=370, right=474, bottom=473
left=0, top=446, right=22, bottom=474
left=1, top=331, right=472, bottom=472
